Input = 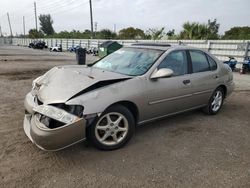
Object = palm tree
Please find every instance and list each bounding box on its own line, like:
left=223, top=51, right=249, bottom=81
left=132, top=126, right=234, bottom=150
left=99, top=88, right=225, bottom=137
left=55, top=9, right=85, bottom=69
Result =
left=180, top=22, right=209, bottom=39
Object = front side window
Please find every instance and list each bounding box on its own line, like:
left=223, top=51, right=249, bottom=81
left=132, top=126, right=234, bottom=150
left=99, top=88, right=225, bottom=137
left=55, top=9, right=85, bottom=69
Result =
left=93, top=48, right=163, bottom=76
left=158, top=50, right=188, bottom=76
left=190, top=50, right=210, bottom=73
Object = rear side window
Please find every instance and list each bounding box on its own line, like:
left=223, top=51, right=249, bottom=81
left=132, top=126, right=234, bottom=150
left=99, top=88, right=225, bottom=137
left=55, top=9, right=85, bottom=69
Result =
left=207, top=55, right=217, bottom=71
left=190, top=50, right=210, bottom=73
left=158, top=50, right=188, bottom=76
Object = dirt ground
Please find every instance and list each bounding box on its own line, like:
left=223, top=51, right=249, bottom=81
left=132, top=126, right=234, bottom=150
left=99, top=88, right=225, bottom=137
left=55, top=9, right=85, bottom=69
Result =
left=0, top=46, right=250, bottom=188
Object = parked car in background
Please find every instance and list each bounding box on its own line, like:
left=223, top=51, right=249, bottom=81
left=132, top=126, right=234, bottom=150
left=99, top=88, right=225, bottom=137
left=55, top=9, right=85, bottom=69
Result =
left=28, top=40, right=47, bottom=49
left=223, top=56, right=237, bottom=71
left=241, top=56, right=250, bottom=73
left=68, top=45, right=80, bottom=53
left=50, top=45, right=62, bottom=52
left=23, top=44, right=234, bottom=151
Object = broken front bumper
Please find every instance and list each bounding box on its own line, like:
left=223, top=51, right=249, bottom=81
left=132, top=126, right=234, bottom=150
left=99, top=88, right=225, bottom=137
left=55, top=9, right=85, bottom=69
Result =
left=23, top=92, right=86, bottom=151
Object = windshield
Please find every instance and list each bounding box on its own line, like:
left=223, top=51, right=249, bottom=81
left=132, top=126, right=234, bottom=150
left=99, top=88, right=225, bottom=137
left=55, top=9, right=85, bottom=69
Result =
left=93, top=48, right=163, bottom=76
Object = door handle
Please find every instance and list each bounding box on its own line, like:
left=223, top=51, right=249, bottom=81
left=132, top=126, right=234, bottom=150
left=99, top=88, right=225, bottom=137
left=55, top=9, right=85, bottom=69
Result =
left=183, top=79, right=191, bottom=85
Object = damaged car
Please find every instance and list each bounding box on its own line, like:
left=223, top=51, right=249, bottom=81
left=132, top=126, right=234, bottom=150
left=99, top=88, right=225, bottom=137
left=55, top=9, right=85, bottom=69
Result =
left=23, top=44, right=234, bottom=151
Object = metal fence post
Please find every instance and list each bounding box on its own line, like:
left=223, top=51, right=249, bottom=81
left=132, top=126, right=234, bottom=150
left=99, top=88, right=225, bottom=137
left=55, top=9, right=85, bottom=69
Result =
left=244, top=41, right=250, bottom=58
left=66, top=39, right=68, bottom=50
left=207, top=41, right=211, bottom=52
left=72, top=39, right=74, bottom=47
left=88, top=39, right=90, bottom=48
left=60, top=39, right=62, bottom=50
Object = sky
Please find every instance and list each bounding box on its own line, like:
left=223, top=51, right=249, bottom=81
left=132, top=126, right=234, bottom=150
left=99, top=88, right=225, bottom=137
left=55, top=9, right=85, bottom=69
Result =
left=0, top=0, right=250, bottom=36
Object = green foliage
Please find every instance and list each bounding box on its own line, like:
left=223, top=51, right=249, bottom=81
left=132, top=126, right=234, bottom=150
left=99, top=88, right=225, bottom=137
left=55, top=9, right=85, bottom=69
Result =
left=52, top=30, right=91, bottom=39
left=207, top=19, right=220, bottom=39
left=118, top=27, right=146, bottom=39
left=166, top=29, right=177, bottom=39
left=28, top=29, right=44, bottom=38
left=96, top=29, right=117, bottom=39
left=27, top=17, right=250, bottom=40
left=222, top=27, right=250, bottom=39
left=39, top=14, right=55, bottom=35
left=179, top=19, right=220, bottom=40
left=146, top=27, right=165, bottom=40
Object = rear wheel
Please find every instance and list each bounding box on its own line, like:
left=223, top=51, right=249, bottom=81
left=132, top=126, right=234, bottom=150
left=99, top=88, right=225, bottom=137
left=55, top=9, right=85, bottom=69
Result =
left=87, top=105, right=135, bottom=150
left=203, top=87, right=225, bottom=115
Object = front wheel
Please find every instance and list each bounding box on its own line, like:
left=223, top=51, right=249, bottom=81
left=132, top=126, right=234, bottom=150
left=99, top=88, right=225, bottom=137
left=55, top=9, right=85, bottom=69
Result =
left=203, top=87, right=225, bottom=115
left=87, top=105, right=135, bottom=150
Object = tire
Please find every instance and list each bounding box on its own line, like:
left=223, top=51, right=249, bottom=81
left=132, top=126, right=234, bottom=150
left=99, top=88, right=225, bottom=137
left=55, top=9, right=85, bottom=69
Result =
left=86, top=105, right=135, bottom=150
left=203, top=87, right=225, bottom=115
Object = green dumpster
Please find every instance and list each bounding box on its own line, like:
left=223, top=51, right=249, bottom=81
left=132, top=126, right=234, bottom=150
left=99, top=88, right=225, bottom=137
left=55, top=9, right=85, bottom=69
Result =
left=98, top=41, right=122, bottom=58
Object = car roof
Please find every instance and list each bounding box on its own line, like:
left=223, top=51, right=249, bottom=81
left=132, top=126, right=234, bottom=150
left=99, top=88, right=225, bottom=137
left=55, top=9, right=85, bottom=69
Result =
left=127, top=43, right=202, bottom=51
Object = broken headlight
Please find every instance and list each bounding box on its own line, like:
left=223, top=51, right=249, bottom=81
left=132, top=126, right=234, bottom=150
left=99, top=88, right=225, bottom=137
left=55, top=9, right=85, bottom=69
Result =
left=34, top=105, right=82, bottom=125
left=51, top=104, right=84, bottom=118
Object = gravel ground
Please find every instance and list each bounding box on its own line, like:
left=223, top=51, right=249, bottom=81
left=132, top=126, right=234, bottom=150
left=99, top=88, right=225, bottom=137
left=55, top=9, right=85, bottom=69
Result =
left=0, top=46, right=250, bottom=188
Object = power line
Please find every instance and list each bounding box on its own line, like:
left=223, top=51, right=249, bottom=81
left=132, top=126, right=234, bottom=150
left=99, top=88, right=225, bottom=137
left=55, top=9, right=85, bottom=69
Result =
left=44, top=1, right=89, bottom=17
left=37, top=0, right=76, bottom=10
left=38, top=0, right=88, bottom=15
left=1, top=0, right=92, bottom=35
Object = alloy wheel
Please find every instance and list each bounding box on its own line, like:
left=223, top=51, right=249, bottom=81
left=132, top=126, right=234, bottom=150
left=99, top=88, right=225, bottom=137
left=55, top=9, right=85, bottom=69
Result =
left=95, top=112, right=129, bottom=146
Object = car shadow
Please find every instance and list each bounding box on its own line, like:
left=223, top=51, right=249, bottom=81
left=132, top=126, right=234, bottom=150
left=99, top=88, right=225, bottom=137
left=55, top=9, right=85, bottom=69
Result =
left=51, top=109, right=203, bottom=155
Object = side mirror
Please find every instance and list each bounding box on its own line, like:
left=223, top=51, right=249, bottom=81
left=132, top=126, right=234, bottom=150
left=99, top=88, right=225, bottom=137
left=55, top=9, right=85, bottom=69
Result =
left=150, top=68, right=174, bottom=79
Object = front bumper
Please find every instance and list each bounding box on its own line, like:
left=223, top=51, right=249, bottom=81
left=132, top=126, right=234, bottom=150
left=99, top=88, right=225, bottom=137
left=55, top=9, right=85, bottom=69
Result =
left=23, top=92, right=86, bottom=151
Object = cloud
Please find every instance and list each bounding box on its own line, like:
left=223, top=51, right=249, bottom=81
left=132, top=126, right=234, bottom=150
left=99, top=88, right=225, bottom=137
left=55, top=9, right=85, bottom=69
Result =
left=0, top=0, right=249, bottom=35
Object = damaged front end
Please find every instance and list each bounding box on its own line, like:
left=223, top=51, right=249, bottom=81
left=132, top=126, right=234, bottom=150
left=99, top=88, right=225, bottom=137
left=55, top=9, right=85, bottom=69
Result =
left=23, top=65, right=132, bottom=151
left=23, top=92, right=87, bottom=151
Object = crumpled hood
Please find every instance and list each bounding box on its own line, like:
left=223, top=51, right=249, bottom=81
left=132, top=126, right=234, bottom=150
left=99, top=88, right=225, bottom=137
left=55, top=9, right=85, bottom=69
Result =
left=34, top=65, right=132, bottom=104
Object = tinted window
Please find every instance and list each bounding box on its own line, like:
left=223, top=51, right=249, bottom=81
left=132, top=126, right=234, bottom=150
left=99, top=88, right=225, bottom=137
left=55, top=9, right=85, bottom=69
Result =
left=158, top=51, right=188, bottom=76
left=207, top=55, right=217, bottom=70
left=190, top=51, right=210, bottom=73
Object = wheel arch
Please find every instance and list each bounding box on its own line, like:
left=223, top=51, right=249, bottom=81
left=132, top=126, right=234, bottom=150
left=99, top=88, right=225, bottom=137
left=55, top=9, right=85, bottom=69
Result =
left=217, top=84, right=227, bottom=97
left=107, top=101, right=139, bottom=123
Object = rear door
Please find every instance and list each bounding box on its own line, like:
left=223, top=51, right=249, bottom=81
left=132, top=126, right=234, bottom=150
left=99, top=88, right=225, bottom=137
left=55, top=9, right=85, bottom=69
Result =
left=188, top=50, right=219, bottom=106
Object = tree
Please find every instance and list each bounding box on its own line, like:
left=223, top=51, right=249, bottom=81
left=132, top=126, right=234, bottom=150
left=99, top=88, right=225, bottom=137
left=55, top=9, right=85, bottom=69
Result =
left=207, top=19, right=220, bottom=39
left=146, top=27, right=165, bottom=40
left=39, top=14, right=55, bottom=36
left=223, top=27, right=250, bottom=39
left=96, top=29, right=117, bottom=39
left=28, top=29, right=44, bottom=38
left=118, top=27, right=146, bottom=39
left=179, top=19, right=220, bottom=40
left=166, top=29, right=176, bottom=39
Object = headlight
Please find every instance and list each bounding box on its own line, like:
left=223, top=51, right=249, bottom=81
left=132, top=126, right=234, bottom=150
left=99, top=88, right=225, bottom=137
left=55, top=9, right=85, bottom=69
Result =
left=34, top=105, right=79, bottom=124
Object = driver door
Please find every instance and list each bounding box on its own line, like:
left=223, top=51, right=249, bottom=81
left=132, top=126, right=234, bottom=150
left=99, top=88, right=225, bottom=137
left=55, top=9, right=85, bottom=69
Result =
left=144, top=50, right=194, bottom=120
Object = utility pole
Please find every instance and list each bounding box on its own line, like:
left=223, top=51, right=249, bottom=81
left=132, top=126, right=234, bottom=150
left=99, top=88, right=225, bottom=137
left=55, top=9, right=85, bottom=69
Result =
left=34, top=2, right=38, bottom=31
left=114, top=24, right=116, bottom=33
left=94, top=22, right=97, bottom=37
left=23, top=16, right=26, bottom=36
left=89, top=0, right=94, bottom=39
left=0, top=24, right=3, bottom=37
left=7, top=13, right=13, bottom=37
